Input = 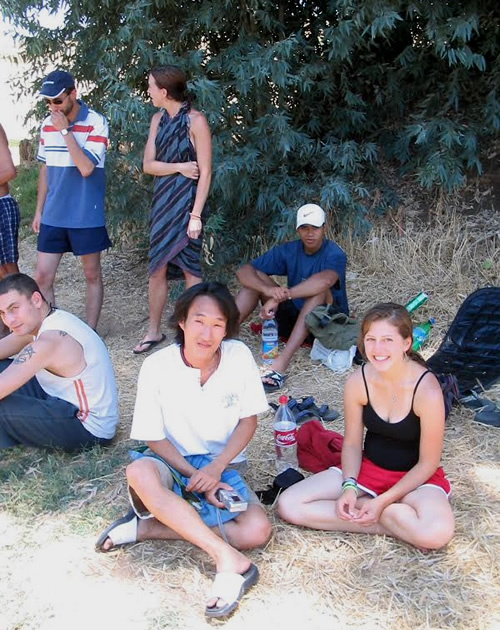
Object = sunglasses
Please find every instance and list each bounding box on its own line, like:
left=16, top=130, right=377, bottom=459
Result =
left=45, top=90, right=72, bottom=105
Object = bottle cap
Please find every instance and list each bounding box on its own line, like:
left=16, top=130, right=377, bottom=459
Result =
left=429, top=317, right=435, bottom=324
left=279, top=395, right=288, bottom=404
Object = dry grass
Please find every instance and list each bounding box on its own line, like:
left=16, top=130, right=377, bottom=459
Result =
left=0, top=208, right=499, bottom=630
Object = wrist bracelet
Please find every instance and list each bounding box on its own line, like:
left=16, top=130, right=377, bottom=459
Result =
left=341, top=479, right=359, bottom=496
left=343, top=476, right=357, bottom=484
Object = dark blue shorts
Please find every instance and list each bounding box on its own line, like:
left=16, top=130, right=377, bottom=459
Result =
left=275, top=299, right=300, bottom=337
left=38, top=224, right=112, bottom=256
left=276, top=299, right=314, bottom=343
left=0, top=196, right=20, bottom=265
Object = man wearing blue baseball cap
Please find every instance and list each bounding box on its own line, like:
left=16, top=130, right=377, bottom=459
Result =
left=33, top=69, right=111, bottom=330
left=235, top=204, right=348, bottom=391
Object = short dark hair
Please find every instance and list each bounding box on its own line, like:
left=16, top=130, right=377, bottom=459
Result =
left=0, top=273, right=46, bottom=301
left=169, top=282, right=240, bottom=344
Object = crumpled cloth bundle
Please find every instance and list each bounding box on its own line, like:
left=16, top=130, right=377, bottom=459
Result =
left=297, top=419, right=344, bottom=473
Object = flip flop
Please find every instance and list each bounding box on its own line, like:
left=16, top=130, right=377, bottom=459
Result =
left=295, top=397, right=340, bottom=422
left=317, top=404, right=340, bottom=422
left=261, top=369, right=285, bottom=392
left=268, top=398, right=320, bottom=425
left=205, top=563, right=259, bottom=618
left=132, top=334, right=166, bottom=355
left=295, top=408, right=323, bottom=425
left=95, top=509, right=138, bottom=553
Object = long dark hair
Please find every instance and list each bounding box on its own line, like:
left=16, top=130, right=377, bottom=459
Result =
left=169, top=282, right=240, bottom=344
left=358, top=302, right=427, bottom=367
left=150, top=65, right=192, bottom=104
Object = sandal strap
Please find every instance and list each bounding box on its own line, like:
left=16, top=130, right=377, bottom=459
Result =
left=108, top=515, right=138, bottom=546
left=208, top=572, right=245, bottom=606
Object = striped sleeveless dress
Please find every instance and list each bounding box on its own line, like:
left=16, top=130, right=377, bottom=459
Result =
left=148, top=103, right=205, bottom=279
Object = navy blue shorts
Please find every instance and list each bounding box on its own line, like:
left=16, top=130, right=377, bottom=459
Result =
left=38, top=224, right=112, bottom=255
left=0, top=196, right=20, bottom=265
left=276, top=299, right=314, bottom=343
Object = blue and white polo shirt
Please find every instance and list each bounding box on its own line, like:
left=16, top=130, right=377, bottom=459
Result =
left=37, top=101, right=109, bottom=228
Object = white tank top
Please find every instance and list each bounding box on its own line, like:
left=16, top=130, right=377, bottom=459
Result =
left=35, top=309, right=119, bottom=439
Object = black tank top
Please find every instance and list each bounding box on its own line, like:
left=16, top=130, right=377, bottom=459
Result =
left=362, top=364, right=431, bottom=471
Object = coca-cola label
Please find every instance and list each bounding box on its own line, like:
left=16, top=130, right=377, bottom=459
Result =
left=275, top=429, right=296, bottom=447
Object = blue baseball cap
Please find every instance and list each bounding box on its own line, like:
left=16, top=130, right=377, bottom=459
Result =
left=39, top=70, right=75, bottom=98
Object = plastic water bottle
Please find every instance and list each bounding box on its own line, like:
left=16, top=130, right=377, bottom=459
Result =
left=274, top=395, right=298, bottom=473
left=405, top=292, right=428, bottom=314
left=412, top=317, right=435, bottom=351
left=262, top=317, right=278, bottom=364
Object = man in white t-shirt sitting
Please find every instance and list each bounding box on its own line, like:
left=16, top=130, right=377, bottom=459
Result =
left=0, top=273, right=118, bottom=450
left=96, top=282, right=272, bottom=620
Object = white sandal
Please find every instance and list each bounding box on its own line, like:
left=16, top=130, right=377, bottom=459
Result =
left=95, top=509, right=138, bottom=553
left=205, top=563, right=259, bottom=618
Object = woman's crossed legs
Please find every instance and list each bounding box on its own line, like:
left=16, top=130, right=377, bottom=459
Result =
left=277, top=468, right=454, bottom=550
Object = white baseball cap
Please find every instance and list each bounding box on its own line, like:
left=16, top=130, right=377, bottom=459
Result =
left=296, top=204, right=326, bottom=228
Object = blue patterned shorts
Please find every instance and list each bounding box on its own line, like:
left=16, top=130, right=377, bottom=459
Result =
left=0, top=196, right=20, bottom=265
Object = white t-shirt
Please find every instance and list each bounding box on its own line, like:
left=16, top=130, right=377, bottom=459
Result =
left=35, top=309, right=119, bottom=439
left=130, top=339, right=269, bottom=463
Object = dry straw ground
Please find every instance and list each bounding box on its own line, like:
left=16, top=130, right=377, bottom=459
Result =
left=0, top=207, right=499, bottom=630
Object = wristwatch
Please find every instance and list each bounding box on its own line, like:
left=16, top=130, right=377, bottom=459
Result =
left=60, top=128, right=69, bottom=136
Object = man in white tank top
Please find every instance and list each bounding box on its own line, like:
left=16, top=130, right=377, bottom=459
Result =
left=0, top=273, right=118, bottom=451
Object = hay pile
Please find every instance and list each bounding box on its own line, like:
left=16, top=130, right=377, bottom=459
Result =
left=1, top=209, right=499, bottom=630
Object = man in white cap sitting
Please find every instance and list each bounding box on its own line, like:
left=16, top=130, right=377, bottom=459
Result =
left=235, top=204, right=348, bottom=391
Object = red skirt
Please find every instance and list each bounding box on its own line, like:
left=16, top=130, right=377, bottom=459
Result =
left=332, top=455, right=451, bottom=498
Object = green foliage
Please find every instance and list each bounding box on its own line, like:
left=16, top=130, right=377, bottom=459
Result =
left=2, top=0, right=499, bottom=267
left=9, top=163, right=40, bottom=237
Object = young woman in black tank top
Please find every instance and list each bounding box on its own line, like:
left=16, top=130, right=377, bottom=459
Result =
left=278, top=303, right=454, bottom=550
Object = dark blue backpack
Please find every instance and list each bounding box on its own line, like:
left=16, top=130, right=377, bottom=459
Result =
left=427, top=287, right=500, bottom=417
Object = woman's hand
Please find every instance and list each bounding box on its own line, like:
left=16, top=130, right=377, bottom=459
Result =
left=187, top=215, right=202, bottom=239
left=31, top=210, right=42, bottom=234
left=337, top=488, right=358, bottom=520
left=179, top=161, right=200, bottom=179
left=186, top=460, right=224, bottom=493
left=353, top=496, right=386, bottom=526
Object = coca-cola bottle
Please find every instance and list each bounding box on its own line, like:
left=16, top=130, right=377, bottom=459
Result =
left=273, top=395, right=298, bottom=474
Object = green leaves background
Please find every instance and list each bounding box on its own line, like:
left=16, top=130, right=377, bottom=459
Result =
left=3, top=0, right=499, bottom=268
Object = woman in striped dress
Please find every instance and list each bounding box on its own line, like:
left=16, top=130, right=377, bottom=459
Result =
left=133, top=66, right=212, bottom=354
